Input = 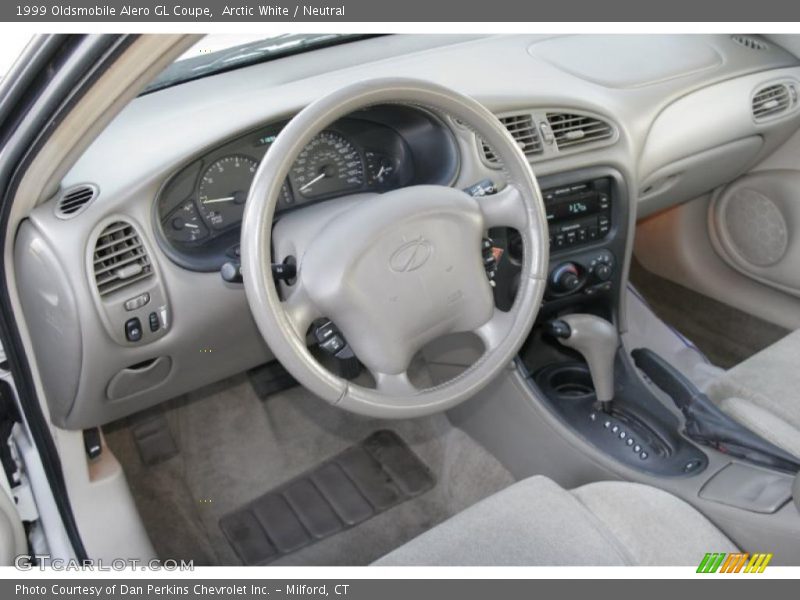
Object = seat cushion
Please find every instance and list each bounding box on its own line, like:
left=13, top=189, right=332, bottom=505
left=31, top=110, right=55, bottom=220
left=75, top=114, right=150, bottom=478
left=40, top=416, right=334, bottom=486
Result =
left=374, top=476, right=737, bottom=566
left=706, top=329, right=800, bottom=459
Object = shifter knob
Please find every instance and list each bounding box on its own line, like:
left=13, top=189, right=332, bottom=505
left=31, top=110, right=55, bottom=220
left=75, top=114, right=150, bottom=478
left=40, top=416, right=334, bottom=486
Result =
left=551, top=314, right=619, bottom=407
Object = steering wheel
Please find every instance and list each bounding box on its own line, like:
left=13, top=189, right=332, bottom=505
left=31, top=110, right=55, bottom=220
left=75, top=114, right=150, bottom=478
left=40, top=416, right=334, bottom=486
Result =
left=241, top=78, right=548, bottom=418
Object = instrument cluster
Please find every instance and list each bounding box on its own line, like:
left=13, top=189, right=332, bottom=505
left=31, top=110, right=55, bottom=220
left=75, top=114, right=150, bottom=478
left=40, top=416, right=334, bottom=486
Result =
left=155, top=106, right=458, bottom=271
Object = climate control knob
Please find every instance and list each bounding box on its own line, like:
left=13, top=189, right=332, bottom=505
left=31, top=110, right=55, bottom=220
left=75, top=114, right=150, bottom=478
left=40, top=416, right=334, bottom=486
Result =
left=594, top=263, right=613, bottom=282
left=550, top=263, right=582, bottom=294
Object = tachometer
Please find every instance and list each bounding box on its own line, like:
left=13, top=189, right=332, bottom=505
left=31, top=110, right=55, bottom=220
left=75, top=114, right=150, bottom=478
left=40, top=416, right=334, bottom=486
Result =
left=290, top=131, right=364, bottom=199
left=197, top=155, right=258, bottom=230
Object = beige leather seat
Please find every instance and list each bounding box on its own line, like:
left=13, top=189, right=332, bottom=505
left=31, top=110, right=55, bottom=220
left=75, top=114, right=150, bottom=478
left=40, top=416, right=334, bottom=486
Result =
left=706, top=329, right=800, bottom=459
left=374, top=476, right=737, bottom=566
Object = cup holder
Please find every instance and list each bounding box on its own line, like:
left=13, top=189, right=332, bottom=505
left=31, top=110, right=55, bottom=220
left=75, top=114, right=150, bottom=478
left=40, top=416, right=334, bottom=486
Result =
left=535, top=362, right=595, bottom=402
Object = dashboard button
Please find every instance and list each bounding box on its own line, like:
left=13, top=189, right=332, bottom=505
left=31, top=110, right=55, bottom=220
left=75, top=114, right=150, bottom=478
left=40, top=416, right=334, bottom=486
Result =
left=683, top=460, right=702, bottom=472
left=125, top=318, right=143, bottom=342
left=148, top=312, right=160, bottom=332
left=320, top=335, right=345, bottom=354
left=124, top=293, right=150, bottom=311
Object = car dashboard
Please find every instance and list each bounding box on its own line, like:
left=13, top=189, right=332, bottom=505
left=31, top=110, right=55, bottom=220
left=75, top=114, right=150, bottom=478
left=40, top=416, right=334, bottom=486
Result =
left=14, top=33, right=800, bottom=430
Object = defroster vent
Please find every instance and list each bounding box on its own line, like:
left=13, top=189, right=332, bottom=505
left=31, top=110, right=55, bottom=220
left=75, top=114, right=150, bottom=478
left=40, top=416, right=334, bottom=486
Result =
left=56, top=184, right=97, bottom=218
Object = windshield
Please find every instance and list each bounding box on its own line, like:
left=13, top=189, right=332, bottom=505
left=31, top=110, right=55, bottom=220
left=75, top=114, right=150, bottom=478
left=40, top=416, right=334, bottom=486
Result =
left=0, top=33, right=33, bottom=81
left=144, top=34, right=375, bottom=94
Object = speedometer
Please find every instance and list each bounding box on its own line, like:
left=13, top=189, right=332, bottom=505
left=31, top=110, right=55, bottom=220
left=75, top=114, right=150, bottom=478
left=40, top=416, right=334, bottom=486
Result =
left=290, top=131, right=364, bottom=199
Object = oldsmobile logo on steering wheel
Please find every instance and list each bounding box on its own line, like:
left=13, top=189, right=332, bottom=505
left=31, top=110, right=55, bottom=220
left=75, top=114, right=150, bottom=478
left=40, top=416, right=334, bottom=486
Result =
left=389, top=237, right=434, bottom=272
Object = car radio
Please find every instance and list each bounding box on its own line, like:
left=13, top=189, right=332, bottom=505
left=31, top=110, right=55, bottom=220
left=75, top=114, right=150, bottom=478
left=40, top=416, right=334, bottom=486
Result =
left=543, top=177, right=612, bottom=251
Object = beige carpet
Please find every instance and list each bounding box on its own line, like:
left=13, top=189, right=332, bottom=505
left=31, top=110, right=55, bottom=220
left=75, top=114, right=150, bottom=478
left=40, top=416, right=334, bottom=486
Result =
left=104, top=375, right=514, bottom=565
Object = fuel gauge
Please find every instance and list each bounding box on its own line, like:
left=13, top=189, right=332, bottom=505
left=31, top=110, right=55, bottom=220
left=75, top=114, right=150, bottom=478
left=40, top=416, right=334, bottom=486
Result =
left=165, top=200, right=209, bottom=244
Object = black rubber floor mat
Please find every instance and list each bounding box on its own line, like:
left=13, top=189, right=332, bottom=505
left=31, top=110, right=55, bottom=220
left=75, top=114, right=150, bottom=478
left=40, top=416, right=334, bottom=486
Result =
left=219, top=430, right=435, bottom=565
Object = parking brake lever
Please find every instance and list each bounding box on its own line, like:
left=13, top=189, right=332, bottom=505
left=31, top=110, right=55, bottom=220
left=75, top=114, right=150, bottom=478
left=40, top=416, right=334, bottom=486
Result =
left=632, top=348, right=800, bottom=472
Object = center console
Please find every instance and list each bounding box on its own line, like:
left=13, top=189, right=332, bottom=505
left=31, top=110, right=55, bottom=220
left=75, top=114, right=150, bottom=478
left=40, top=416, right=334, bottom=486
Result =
left=492, top=166, right=711, bottom=477
left=489, top=165, right=797, bottom=479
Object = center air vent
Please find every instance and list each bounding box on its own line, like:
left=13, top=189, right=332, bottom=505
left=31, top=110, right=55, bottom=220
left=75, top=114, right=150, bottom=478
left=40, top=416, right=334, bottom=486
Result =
left=55, top=184, right=97, bottom=218
left=752, top=83, right=794, bottom=120
left=481, top=113, right=543, bottom=163
left=546, top=113, right=614, bottom=150
left=93, top=221, right=153, bottom=297
left=731, top=35, right=768, bottom=51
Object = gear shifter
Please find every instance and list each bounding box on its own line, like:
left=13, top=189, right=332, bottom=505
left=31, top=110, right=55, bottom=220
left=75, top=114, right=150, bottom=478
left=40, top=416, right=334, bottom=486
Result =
left=546, top=314, right=619, bottom=412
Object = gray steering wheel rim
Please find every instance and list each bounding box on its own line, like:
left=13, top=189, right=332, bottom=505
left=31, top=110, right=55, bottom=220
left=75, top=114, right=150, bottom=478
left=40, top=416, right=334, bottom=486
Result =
left=241, top=78, right=548, bottom=418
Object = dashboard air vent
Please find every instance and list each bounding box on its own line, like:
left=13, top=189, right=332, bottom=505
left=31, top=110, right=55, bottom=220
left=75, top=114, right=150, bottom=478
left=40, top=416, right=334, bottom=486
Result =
left=481, top=113, right=543, bottom=163
left=752, top=83, right=793, bottom=120
left=546, top=113, right=614, bottom=150
left=93, top=221, right=153, bottom=297
left=56, top=184, right=97, bottom=218
left=731, top=35, right=768, bottom=51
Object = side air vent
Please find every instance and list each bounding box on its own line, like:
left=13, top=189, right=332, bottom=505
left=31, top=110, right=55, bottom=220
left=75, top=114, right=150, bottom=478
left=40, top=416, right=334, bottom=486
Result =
left=752, top=83, right=794, bottom=120
left=481, top=113, right=543, bottom=163
left=93, top=221, right=153, bottom=297
left=546, top=113, right=614, bottom=150
left=731, top=35, right=768, bottom=51
left=55, top=184, right=97, bottom=218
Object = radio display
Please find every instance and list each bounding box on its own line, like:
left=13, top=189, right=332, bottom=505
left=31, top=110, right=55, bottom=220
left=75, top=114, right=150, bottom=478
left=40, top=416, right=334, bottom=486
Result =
left=546, top=193, right=607, bottom=222
left=541, top=178, right=613, bottom=250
